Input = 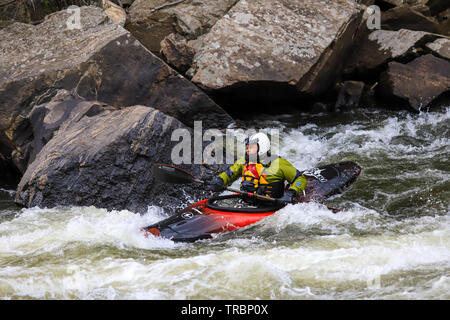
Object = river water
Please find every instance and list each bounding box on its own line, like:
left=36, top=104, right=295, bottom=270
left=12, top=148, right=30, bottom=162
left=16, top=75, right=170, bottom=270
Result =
left=0, top=107, right=448, bottom=300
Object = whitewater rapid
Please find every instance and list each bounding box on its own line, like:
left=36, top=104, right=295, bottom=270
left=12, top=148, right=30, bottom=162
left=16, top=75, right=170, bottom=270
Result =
left=0, top=107, right=448, bottom=299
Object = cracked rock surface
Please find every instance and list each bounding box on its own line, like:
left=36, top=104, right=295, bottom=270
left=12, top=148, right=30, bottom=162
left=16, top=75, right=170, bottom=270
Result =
left=188, top=0, right=363, bottom=95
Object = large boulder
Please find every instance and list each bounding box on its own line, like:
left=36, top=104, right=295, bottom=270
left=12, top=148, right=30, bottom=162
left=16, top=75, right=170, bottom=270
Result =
left=380, top=5, right=441, bottom=33
left=188, top=0, right=364, bottom=99
left=379, top=54, right=450, bottom=111
left=14, top=103, right=223, bottom=213
left=0, top=6, right=233, bottom=176
left=344, top=28, right=439, bottom=76
left=9, top=90, right=119, bottom=174
left=126, top=0, right=239, bottom=53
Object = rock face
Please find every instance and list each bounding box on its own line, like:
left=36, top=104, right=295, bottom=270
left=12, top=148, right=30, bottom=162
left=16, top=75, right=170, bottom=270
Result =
left=380, top=5, right=441, bottom=33
left=160, top=33, right=196, bottom=73
left=334, top=81, right=366, bottom=110
left=101, top=0, right=127, bottom=26
left=15, top=104, right=221, bottom=213
left=426, top=38, right=450, bottom=59
left=344, top=28, right=439, bottom=75
left=379, top=54, right=450, bottom=111
left=0, top=152, right=21, bottom=189
left=0, top=6, right=233, bottom=177
left=126, top=0, right=239, bottom=53
left=188, top=0, right=363, bottom=97
left=0, top=0, right=100, bottom=24
left=10, top=90, right=119, bottom=174
left=437, top=9, right=449, bottom=36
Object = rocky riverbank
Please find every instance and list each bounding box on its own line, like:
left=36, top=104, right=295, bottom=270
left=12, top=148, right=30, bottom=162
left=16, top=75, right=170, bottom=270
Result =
left=0, top=0, right=449, bottom=212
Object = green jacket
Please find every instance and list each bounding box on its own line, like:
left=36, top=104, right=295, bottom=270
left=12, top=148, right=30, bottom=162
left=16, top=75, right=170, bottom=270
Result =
left=218, top=156, right=307, bottom=198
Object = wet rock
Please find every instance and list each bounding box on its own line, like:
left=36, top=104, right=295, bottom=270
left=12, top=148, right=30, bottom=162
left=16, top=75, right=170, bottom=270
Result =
left=334, top=81, right=366, bottom=111
left=0, top=6, right=233, bottom=175
left=160, top=33, right=195, bottom=73
left=359, top=83, right=379, bottom=108
left=189, top=0, right=363, bottom=98
left=380, top=5, right=441, bottom=33
left=126, top=0, right=239, bottom=53
left=310, top=102, right=332, bottom=113
left=344, top=28, right=439, bottom=76
left=426, top=38, right=450, bottom=59
left=10, top=90, right=119, bottom=174
left=379, top=54, right=450, bottom=111
left=14, top=105, right=222, bottom=213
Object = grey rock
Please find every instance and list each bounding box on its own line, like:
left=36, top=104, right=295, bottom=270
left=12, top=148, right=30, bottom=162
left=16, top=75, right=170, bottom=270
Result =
left=15, top=104, right=224, bottom=213
left=344, top=28, right=440, bottom=75
left=160, top=33, right=195, bottom=73
left=126, top=0, right=239, bottom=53
left=10, top=90, right=118, bottom=174
left=426, top=38, right=450, bottom=60
left=381, top=5, right=441, bottom=33
left=0, top=6, right=233, bottom=177
left=379, top=54, right=450, bottom=111
left=189, top=0, right=363, bottom=97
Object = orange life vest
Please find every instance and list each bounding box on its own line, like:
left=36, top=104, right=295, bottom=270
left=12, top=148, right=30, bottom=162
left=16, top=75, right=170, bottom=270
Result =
left=241, top=162, right=271, bottom=196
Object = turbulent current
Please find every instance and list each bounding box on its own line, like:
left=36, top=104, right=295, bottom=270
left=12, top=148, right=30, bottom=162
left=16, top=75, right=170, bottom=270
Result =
left=0, top=108, right=449, bottom=300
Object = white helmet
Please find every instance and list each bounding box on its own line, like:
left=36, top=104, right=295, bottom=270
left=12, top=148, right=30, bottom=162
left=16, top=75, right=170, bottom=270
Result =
left=245, top=132, right=271, bottom=157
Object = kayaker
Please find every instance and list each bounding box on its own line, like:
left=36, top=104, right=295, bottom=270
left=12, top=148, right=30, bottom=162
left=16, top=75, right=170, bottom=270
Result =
left=206, top=132, right=307, bottom=205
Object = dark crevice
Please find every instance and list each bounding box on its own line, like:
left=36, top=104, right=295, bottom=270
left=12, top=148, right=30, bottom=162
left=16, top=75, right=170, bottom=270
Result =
left=425, top=91, right=450, bottom=112
left=205, top=81, right=317, bottom=120
left=373, top=0, right=396, bottom=12
left=0, top=153, right=21, bottom=189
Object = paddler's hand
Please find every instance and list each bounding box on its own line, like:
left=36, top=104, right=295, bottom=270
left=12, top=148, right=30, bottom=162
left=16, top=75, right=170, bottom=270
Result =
left=275, top=189, right=296, bottom=205
left=206, top=176, right=226, bottom=192
left=241, top=180, right=257, bottom=193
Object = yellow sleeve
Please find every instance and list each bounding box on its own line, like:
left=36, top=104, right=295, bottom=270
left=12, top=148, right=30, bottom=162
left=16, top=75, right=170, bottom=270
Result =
left=277, top=158, right=307, bottom=194
left=218, top=158, right=245, bottom=186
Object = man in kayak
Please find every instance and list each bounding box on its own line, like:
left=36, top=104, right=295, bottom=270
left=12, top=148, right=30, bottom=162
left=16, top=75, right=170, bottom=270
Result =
left=206, top=132, right=307, bottom=205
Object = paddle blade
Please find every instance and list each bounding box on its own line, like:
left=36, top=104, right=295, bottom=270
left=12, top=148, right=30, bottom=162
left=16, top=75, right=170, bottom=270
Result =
left=151, top=163, right=200, bottom=184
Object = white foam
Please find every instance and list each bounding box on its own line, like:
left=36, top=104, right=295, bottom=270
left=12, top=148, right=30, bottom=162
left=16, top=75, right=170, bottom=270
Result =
left=0, top=205, right=179, bottom=256
left=279, top=107, right=450, bottom=166
left=1, top=108, right=449, bottom=299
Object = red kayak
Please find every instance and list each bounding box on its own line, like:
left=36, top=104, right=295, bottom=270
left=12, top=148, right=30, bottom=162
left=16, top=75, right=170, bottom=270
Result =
left=144, top=194, right=283, bottom=241
left=143, top=161, right=361, bottom=242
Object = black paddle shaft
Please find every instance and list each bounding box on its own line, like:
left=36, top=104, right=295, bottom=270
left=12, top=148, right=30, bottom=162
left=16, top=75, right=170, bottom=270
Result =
left=151, top=163, right=276, bottom=202
left=151, top=163, right=341, bottom=212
